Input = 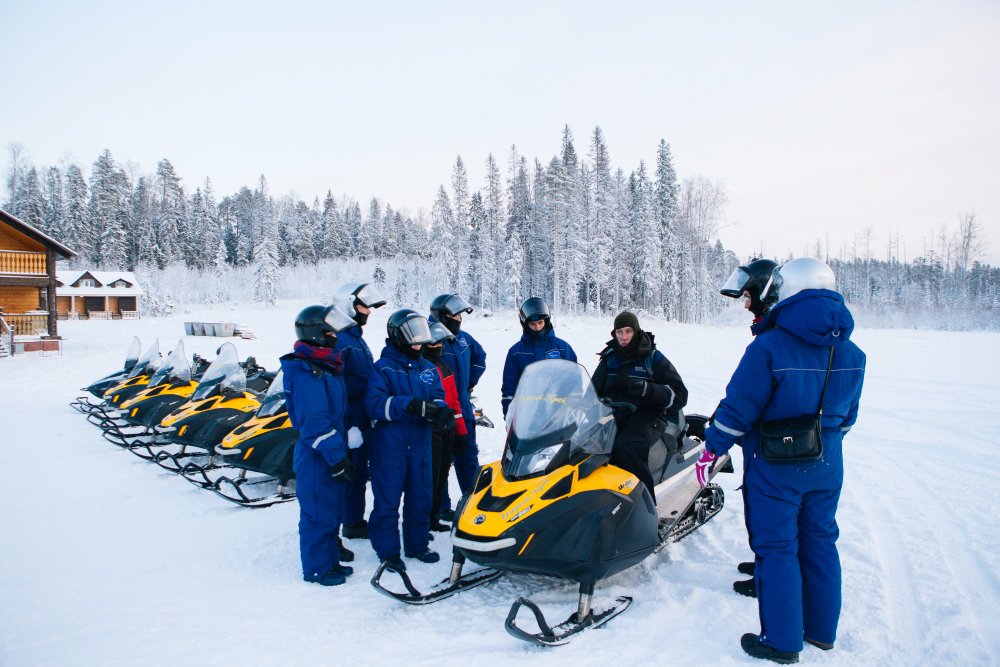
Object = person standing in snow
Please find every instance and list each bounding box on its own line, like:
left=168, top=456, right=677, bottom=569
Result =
left=422, top=322, right=465, bottom=532
left=365, top=309, right=449, bottom=572
left=591, top=310, right=688, bottom=497
left=427, top=293, right=486, bottom=520
left=718, top=258, right=779, bottom=598
left=695, top=257, right=866, bottom=664
left=332, top=282, right=388, bottom=541
left=280, top=304, right=358, bottom=587
left=500, top=297, right=577, bottom=418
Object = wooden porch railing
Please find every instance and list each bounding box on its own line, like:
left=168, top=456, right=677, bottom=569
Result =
left=0, top=250, right=47, bottom=275
left=4, top=313, right=49, bottom=336
left=0, top=316, right=11, bottom=357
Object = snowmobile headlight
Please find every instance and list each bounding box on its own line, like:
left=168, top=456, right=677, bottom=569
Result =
left=514, top=443, right=566, bottom=478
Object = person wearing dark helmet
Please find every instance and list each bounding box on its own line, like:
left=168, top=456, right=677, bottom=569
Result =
left=422, top=322, right=466, bottom=532
left=591, top=311, right=688, bottom=497
left=719, top=258, right=778, bottom=597
left=332, top=282, right=388, bottom=541
left=427, top=293, right=486, bottom=518
left=501, top=297, right=577, bottom=418
left=720, top=258, right=780, bottom=326
left=364, top=309, right=449, bottom=571
left=280, top=304, right=358, bottom=587
left=695, top=257, right=866, bottom=664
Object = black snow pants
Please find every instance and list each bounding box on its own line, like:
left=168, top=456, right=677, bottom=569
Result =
left=611, top=413, right=666, bottom=497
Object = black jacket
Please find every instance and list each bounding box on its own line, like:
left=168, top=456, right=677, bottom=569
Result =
left=592, top=331, right=688, bottom=419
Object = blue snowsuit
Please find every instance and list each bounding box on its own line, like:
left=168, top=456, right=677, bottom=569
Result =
left=704, top=289, right=866, bottom=653
left=364, top=342, right=446, bottom=561
left=334, top=325, right=376, bottom=525
left=280, top=351, right=349, bottom=580
left=429, top=316, right=486, bottom=496
left=501, top=327, right=577, bottom=417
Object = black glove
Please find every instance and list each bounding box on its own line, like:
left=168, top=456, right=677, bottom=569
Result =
left=407, top=398, right=442, bottom=419
left=453, top=434, right=468, bottom=453
left=434, top=408, right=456, bottom=432
left=330, top=457, right=354, bottom=484
left=627, top=378, right=650, bottom=399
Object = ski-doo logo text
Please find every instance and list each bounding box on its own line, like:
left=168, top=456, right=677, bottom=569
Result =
left=506, top=506, right=533, bottom=522
left=474, top=514, right=487, bottom=525
left=617, top=479, right=634, bottom=492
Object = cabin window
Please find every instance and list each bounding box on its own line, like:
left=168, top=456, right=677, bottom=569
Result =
left=79, top=278, right=96, bottom=287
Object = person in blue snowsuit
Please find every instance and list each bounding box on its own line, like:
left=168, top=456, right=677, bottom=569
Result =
left=501, top=297, right=577, bottom=418
left=365, top=309, right=450, bottom=571
left=333, top=282, right=388, bottom=540
left=280, top=304, right=359, bottom=587
left=695, top=258, right=866, bottom=663
left=428, top=293, right=486, bottom=513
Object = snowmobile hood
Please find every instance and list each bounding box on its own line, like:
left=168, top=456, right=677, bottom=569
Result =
left=754, top=289, right=855, bottom=347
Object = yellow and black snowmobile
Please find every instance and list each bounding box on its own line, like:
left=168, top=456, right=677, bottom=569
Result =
left=71, top=337, right=144, bottom=414
left=143, top=342, right=271, bottom=472
left=98, top=340, right=207, bottom=448
left=371, top=359, right=730, bottom=646
left=83, top=340, right=163, bottom=424
left=207, top=369, right=299, bottom=508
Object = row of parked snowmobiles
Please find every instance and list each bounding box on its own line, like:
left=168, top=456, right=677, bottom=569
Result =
left=72, top=341, right=735, bottom=647
left=70, top=338, right=299, bottom=508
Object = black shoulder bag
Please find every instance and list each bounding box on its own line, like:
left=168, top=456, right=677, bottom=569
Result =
left=757, top=346, right=834, bottom=464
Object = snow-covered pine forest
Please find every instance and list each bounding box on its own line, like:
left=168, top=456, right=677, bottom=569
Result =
left=4, top=127, right=998, bottom=329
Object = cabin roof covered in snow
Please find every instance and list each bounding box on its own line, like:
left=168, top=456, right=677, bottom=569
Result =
left=55, top=270, right=144, bottom=296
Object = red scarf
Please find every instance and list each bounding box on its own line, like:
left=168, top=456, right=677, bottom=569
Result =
left=293, top=340, right=344, bottom=374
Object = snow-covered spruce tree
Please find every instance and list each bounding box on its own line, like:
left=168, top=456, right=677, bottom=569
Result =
left=43, top=166, right=65, bottom=241
left=482, top=153, right=504, bottom=309
left=344, top=199, right=363, bottom=260
left=16, top=166, right=47, bottom=232
left=467, top=191, right=487, bottom=307
left=525, top=159, right=553, bottom=302
left=506, top=146, right=531, bottom=306
left=654, top=139, right=680, bottom=319
left=3, top=143, right=27, bottom=215
left=588, top=127, right=615, bottom=313
left=630, top=161, right=662, bottom=311
left=88, top=150, right=121, bottom=266
left=431, top=185, right=455, bottom=294
left=252, top=215, right=280, bottom=305
left=153, top=159, right=186, bottom=269
left=451, top=156, right=471, bottom=297
left=63, top=164, right=88, bottom=266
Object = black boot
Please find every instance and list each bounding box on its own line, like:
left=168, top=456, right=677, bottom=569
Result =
left=741, top=634, right=798, bottom=664
left=733, top=578, right=757, bottom=598
left=738, top=561, right=755, bottom=576
left=342, top=521, right=369, bottom=539
left=338, top=539, right=355, bottom=563
left=804, top=637, right=834, bottom=651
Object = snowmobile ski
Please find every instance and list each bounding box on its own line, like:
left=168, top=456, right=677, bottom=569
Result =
left=210, top=473, right=296, bottom=508
left=504, top=594, right=632, bottom=647
left=370, top=558, right=502, bottom=605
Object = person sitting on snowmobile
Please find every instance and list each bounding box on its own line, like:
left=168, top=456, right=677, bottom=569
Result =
left=500, top=297, right=577, bottom=418
left=591, top=311, right=688, bottom=497
left=695, top=257, right=866, bottom=663
left=719, top=257, right=778, bottom=598
left=422, top=322, right=466, bottom=533
left=280, top=304, right=358, bottom=587
left=333, top=282, right=388, bottom=541
left=365, top=309, right=449, bottom=572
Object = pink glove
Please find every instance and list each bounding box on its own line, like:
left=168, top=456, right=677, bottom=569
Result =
left=695, top=449, right=717, bottom=487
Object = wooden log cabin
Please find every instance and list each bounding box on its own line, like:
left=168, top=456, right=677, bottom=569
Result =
left=0, top=208, right=76, bottom=341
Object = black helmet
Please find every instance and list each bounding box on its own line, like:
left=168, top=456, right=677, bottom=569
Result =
left=294, top=304, right=356, bottom=347
left=720, top=258, right=779, bottom=316
left=334, top=282, right=387, bottom=321
left=430, top=293, right=473, bottom=322
left=518, top=297, right=551, bottom=326
left=387, top=309, right=433, bottom=350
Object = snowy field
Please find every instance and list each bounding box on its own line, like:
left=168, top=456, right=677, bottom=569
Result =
left=2, top=302, right=999, bottom=666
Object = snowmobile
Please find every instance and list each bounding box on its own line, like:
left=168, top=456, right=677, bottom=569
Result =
left=136, top=344, right=272, bottom=469
left=81, top=340, right=163, bottom=422
left=97, top=341, right=207, bottom=448
left=70, top=337, right=143, bottom=414
left=205, top=369, right=299, bottom=508
left=371, top=359, right=731, bottom=646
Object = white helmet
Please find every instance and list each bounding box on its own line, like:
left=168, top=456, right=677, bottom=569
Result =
left=762, top=257, right=836, bottom=304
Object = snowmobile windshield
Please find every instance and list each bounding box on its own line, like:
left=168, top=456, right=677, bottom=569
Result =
left=256, top=369, right=287, bottom=417
left=123, top=337, right=142, bottom=371
left=192, top=343, right=246, bottom=402
left=501, top=359, right=617, bottom=480
left=148, top=340, right=192, bottom=388
left=720, top=267, right=750, bottom=298
left=128, top=340, right=161, bottom=378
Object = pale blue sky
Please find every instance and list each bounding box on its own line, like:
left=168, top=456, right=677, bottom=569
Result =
left=3, top=0, right=998, bottom=263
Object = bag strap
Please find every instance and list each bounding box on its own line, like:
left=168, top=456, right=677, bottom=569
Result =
left=816, top=346, right=835, bottom=416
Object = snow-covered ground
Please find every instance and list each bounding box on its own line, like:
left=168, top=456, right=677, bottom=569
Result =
left=2, top=303, right=998, bottom=666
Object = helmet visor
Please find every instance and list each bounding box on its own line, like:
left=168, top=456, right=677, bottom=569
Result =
left=761, top=269, right=783, bottom=303
left=324, top=306, right=357, bottom=333
left=427, top=321, right=455, bottom=344
left=720, top=267, right=750, bottom=298
left=354, top=283, right=387, bottom=309
left=397, top=316, right=433, bottom=345
left=443, top=294, right=473, bottom=315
